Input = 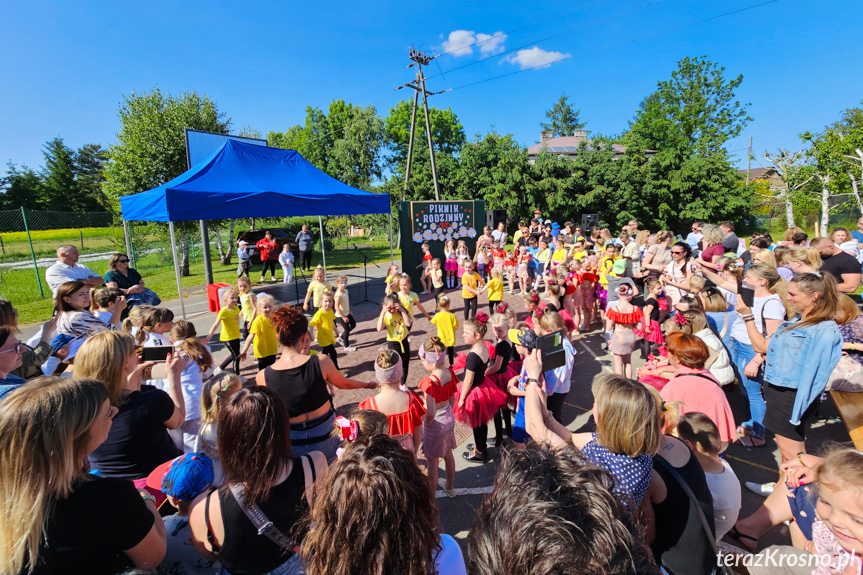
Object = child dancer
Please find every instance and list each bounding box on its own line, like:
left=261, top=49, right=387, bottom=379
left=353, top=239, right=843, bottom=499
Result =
left=333, top=275, right=357, bottom=352
left=384, top=264, right=401, bottom=295
left=523, top=290, right=541, bottom=330
left=170, top=320, right=214, bottom=452
left=418, top=336, right=459, bottom=497
left=236, top=276, right=257, bottom=341
left=516, top=245, right=531, bottom=295
left=195, top=372, right=243, bottom=486
left=487, top=313, right=516, bottom=446
left=507, top=327, right=539, bottom=450
left=635, top=277, right=664, bottom=358
left=416, top=242, right=432, bottom=294
left=310, top=291, right=340, bottom=370
left=444, top=239, right=458, bottom=289
left=605, top=283, right=644, bottom=378
left=461, top=260, right=485, bottom=321
left=486, top=268, right=504, bottom=315
left=494, top=301, right=517, bottom=329
left=431, top=294, right=459, bottom=366
left=456, top=313, right=508, bottom=463
left=206, top=289, right=242, bottom=374
left=504, top=245, right=518, bottom=294
left=333, top=409, right=389, bottom=458
left=302, top=265, right=333, bottom=314
left=546, top=284, right=578, bottom=335
left=534, top=238, right=552, bottom=290
left=455, top=243, right=471, bottom=285
left=491, top=242, right=506, bottom=275
left=377, top=293, right=412, bottom=386
left=476, top=245, right=489, bottom=280
left=398, top=275, right=432, bottom=323
left=278, top=243, right=294, bottom=284
left=359, top=349, right=426, bottom=456
left=574, top=260, right=598, bottom=332
left=240, top=293, right=279, bottom=370
left=429, top=258, right=445, bottom=301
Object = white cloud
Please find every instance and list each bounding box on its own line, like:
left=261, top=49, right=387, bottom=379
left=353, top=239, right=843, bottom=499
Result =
left=476, top=32, right=507, bottom=55
left=441, top=30, right=476, bottom=57
left=505, top=46, right=571, bottom=70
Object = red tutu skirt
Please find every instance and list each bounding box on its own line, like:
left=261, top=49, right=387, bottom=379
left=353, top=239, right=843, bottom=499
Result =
left=454, top=378, right=508, bottom=428
left=639, top=374, right=670, bottom=391
left=635, top=319, right=663, bottom=345
left=488, top=365, right=518, bottom=410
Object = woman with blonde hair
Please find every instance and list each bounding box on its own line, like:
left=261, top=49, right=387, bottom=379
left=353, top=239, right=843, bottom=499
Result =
left=696, top=224, right=727, bottom=266
left=778, top=246, right=822, bottom=276
left=830, top=226, right=861, bottom=260
left=780, top=226, right=804, bottom=246
left=0, top=376, right=167, bottom=574
left=73, top=331, right=185, bottom=491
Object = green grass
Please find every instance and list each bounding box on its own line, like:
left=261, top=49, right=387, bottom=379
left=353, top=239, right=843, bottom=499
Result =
left=6, top=240, right=399, bottom=325
left=0, top=227, right=135, bottom=263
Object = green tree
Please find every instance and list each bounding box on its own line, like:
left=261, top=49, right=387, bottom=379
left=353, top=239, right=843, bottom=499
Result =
left=41, top=137, right=78, bottom=211
left=74, top=143, right=110, bottom=211
left=0, top=163, right=44, bottom=210
left=540, top=94, right=586, bottom=137
left=104, top=88, right=231, bottom=275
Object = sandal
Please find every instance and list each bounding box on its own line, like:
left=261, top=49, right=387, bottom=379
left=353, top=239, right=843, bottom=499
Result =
left=738, top=434, right=766, bottom=447
left=736, top=425, right=752, bottom=437
left=726, top=525, right=758, bottom=551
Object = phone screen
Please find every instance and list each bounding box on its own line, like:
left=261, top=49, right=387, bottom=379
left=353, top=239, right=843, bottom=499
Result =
left=141, top=346, right=173, bottom=362
left=740, top=282, right=756, bottom=308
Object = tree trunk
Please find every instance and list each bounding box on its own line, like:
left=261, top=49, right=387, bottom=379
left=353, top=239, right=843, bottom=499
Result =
left=850, top=172, right=863, bottom=216
left=819, top=177, right=831, bottom=236
left=179, top=233, right=191, bottom=276
left=784, top=195, right=795, bottom=228
left=223, top=221, right=235, bottom=264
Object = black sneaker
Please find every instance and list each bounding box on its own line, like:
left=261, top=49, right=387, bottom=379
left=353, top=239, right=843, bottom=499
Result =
left=463, top=447, right=487, bottom=462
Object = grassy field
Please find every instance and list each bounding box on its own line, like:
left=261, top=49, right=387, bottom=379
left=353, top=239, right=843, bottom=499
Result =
left=6, top=239, right=398, bottom=325
left=0, top=227, right=126, bottom=263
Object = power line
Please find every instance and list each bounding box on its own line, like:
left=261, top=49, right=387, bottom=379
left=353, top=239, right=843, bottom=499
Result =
left=434, top=0, right=613, bottom=58
left=447, top=0, right=781, bottom=92
left=428, top=0, right=666, bottom=80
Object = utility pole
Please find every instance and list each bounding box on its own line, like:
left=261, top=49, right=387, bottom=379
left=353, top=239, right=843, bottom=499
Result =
left=745, top=136, right=753, bottom=185
left=395, top=48, right=450, bottom=201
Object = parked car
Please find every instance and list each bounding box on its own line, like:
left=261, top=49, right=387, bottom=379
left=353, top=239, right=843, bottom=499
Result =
left=236, top=228, right=300, bottom=265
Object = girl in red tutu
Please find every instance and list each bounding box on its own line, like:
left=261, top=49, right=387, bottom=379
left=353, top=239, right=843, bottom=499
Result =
left=418, top=336, right=459, bottom=498
left=456, top=313, right=508, bottom=463
left=635, top=277, right=665, bottom=358
left=487, top=313, right=517, bottom=446
left=605, top=283, right=644, bottom=379
left=359, top=349, right=426, bottom=457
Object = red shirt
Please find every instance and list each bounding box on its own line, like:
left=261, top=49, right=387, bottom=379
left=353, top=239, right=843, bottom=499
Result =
left=256, top=238, right=279, bottom=261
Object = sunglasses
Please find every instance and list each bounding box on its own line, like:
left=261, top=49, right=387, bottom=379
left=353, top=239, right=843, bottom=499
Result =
left=671, top=251, right=685, bottom=255
left=0, top=342, right=27, bottom=355
left=117, top=259, right=130, bottom=263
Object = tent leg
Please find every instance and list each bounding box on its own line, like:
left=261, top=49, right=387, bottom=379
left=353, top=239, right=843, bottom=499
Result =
left=318, top=215, right=326, bottom=275
left=123, top=220, right=133, bottom=268
left=388, top=212, right=394, bottom=266
left=169, top=221, right=187, bottom=320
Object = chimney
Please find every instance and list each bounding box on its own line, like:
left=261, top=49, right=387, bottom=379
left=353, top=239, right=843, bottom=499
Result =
left=572, top=130, right=588, bottom=142
left=540, top=130, right=553, bottom=144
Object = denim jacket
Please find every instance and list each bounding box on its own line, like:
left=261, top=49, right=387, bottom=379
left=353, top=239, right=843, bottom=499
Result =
left=764, top=318, right=842, bottom=425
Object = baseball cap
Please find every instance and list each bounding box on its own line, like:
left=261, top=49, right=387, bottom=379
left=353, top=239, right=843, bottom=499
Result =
left=238, top=240, right=248, bottom=245
left=611, top=259, right=627, bottom=275
left=147, top=453, right=214, bottom=501
left=508, top=328, right=538, bottom=352
left=544, top=219, right=552, bottom=225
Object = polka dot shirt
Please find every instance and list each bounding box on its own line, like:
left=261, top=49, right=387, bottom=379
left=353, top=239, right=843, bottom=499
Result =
left=581, top=432, right=653, bottom=513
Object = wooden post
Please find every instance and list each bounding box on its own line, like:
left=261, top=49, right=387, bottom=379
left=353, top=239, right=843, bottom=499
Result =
left=745, top=136, right=753, bottom=185
left=79, top=230, right=84, bottom=249
left=1, top=236, right=5, bottom=254
left=418, top=67, right=441, bottom=201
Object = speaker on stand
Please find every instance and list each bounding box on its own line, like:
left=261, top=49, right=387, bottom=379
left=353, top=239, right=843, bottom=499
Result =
left=486, top=209, right=508, bottom=231
left=581, top=214, right=600, bottom=232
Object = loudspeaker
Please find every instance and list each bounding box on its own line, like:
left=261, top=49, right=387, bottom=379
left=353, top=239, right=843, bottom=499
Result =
left=581, top=214, right=599, bottom=232
left=486, top=209, right=507, bottom=230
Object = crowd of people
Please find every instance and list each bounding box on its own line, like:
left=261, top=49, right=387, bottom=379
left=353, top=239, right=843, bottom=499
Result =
left=2, top=213, right=863, bottom=575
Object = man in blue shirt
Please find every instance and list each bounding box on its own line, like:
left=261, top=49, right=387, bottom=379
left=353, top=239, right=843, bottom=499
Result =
left=852, top=217, right=863, bottom=249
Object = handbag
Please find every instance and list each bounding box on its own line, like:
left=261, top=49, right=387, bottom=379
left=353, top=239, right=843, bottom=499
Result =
left=656, top=456, right=735, bottom=575
left=826, top=353, right=863, bottom=392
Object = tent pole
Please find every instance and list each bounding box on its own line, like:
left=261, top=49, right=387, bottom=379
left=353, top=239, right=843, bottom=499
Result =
left=169, top=221, right=187, bottom=320
left=318, top=215, right=326, bottom=275
left=123, top=220, right=133, bottom=268
left=388, top=212, right=394, bottom=266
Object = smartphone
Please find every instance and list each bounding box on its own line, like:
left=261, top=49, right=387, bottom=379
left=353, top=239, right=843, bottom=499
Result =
left=740, top=282, right=756, bottom=308
left=141, top=346, right=173, bottom=362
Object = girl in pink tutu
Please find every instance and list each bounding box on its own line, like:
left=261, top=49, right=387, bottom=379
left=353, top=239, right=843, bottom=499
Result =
left=418, top=336, right=459, bottom=498
left=359, top=349, right=426, bottom=457
left=443, top=239, right=458, bottom=289
left=455, top=243, right=471, bottom=282
left=456, top=313, right=508, bottom=463
left=487, top=313, right=518, bottom=446
left=635, top=277, right=665, bottom=358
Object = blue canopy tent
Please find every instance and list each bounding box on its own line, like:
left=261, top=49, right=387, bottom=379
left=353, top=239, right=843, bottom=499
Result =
left=120, top=140, right=393, bottom=317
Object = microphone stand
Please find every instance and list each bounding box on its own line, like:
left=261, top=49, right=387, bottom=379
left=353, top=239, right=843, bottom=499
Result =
left=353, top=243, right=379, bottom=305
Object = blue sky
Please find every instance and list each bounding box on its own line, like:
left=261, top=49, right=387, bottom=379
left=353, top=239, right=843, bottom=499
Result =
left=2, top=0, right=861, bottom=175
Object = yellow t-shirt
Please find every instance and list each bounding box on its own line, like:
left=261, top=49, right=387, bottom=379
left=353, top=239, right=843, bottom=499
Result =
left=551, top=249, right=568, bottom=265
left=218, top=307, right=241, bottom=342
left=430, top=268, right=443, bottom=289
left=310, top=308, right=336, bottom=347
left=250, top=315, right=278, bottom=358
left=239, top=291, right=255, bottom=322
left=570, top=249, right=588, bottom=263
left=384, top=274, right=400, bottom=294
left=334, top=288, right=350, bottom=318
left=431, top=311, right=460, bottom=347
left=462, top=272, right=482, bottom=299
left=537, top=248, right=551, bottom=264
left=598, top=256, right=617, bottom=287
left=397, top=291, right=420, bottom=321
left=512, top=230, right=523, bottom=246
left=384, top=311, right=408, bottom=342
left=307, top=280, right=333, bottom=308
left=487, top=277, right=503, bottom=301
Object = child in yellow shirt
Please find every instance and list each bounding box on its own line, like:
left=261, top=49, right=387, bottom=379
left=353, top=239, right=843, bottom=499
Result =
left=431, top=294, right=460, bottom=366
left=303, top=266, right=334, bottom=313
left=461, top=260, right=485, bottom=321
left=240, top=293, right=278, bottom=370
left=206, top=289, right=242, bottom=374
left=486, top=268, right=504, bottom=315
left=384, top=264, right=401, bottom=295
left=310, top=292, right=340, bottom=370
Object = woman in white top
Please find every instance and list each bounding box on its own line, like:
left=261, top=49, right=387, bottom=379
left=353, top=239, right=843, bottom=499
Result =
left=830, top=227, right=862, bottom=262
left=661, top=242, right=693, bottom=308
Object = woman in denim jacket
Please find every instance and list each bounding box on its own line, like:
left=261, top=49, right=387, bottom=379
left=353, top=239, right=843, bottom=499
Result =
left=737, top=272, right=842, bottom=495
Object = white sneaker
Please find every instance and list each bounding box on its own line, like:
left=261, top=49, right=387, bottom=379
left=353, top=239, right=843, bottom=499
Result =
left=345, top=346, right=357, bottom=352
left=260, top=277, right=265, bottom=283
left=744, top=481, right=775, bottom=497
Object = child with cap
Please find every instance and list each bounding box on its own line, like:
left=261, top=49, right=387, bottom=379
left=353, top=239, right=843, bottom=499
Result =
left=236, top=240, right=253, bottom=279
left=506, top=328, right=542, bottom=450
left=147, top=452, right=218, bottom=574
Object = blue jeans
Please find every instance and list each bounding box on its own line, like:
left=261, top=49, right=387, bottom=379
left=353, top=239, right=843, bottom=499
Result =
left=222, top=552, right=303, bottom=575
left=730, top=338, right=765, bottom=438
left=290, top=410, right=339, bottom=462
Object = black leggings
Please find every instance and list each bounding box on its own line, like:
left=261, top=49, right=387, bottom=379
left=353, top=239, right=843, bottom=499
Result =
left=494, top=407, right=513, bottom=439
left=547, top=392, right=566, bottom=424
left=432, top=285, right=444, bottom=302
left=489, top=299, right=501, bottom=315
left=321, top=344, right=339, bottom=370
left=447, top=346, right=454, bottom=366
left=261, top=259, right=278, bottom=278
left=219, top=338, right=241, bottom=373
left=386, top=339, right=410, bottom=385
left=464, top=297, right=478, bottom=320
left=335, top=314, right=356, bottom=347
left=472, top=423, right=488, bottom=453
left=257, top=355, right=277, bottom=371
left=300, top=250, right=312, bottom=271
